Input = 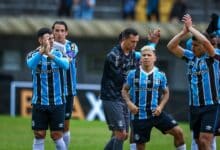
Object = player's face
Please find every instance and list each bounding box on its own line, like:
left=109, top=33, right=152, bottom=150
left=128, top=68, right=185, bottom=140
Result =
left=39, top=33, right=54, bottom=50
left=122, top=34, right=139, bottom=51
left=140, top=50, right=156, bottom=68
left=53, top=24, right=68, bottom=44
left=39, top=34, right=50, bottom=45
left=192, top=41, right=205, bottom=57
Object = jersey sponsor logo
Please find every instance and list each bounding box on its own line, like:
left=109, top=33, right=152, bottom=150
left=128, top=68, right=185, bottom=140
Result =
left=35, top=68, right=60, bottom=74
left=135, top=87, right=159, bottom=91
left=188, top=69, right=209, bottom=75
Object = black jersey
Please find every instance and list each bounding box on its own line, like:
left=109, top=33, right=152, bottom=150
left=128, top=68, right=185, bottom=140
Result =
left=100, top=44, right=139, bottom=101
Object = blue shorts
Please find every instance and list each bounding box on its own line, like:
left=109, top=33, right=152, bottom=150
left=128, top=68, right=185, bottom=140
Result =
left=65, top=95, right=74, bottom=120
left=102, top=100, right=129, bottom=132
left=132, top=112, right=178, bottom=144
left=32, top=104, right=65, bottom=131
left=190, top=105, right=218, bottom=139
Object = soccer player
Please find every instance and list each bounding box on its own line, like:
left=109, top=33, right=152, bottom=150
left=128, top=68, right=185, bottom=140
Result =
left=100, top=28, right=160, bottom=150
left=26, top=27, right=69, bottom=150
left=190, top=33, right=220, bottom=150
left=52, top=21, right=79, bottom=149
left=167, top=14, right=220, bottom=150
left=122, top=45, right=186, bottom=150
left=100, top=28, right=139, bottom=150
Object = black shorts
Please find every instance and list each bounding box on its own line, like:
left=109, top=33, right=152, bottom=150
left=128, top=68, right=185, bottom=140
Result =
left=132, top=112, right=178, bottom=144
left=102, top=100, right=129, bottom=132
left=32, top=104, right=65, bottom=131
left=65, top=95, right=74, bottom=120
left=190, top=105, right=218, bottom=139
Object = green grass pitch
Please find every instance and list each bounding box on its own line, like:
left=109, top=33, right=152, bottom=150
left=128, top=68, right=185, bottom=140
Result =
left=0, top=115, right=219, bottom=150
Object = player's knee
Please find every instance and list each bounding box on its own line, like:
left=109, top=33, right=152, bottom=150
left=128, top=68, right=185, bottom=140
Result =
left=172, top=126, right=185, bottom=143
left=199, top=134, right=213, bottom=146
left=34, top=131, right=46, bottom=139
left=115, top=131, right=127, bottom=140
left=50, top=131, right=63, bottom=141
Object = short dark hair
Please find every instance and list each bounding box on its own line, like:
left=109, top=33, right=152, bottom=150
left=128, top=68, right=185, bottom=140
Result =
left=37, top=27, right=52, bottom=38
left=121, top=28, right=138, bottom=39
left=52, top=21, right=68, bottom=31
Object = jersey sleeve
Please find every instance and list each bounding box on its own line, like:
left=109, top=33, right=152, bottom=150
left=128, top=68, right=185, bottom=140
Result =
left=52, top=50, right=69, bottom=70
left=66, top=42, right=79, bottom=58
left=26, top=50, right=42, bottom=69
left=160, top=72, right=168, bottom=90
left=126, top=70, right=134, bottom=87
left=182, top=49, right=194, bottom=61
left=135, top=51, right=141, bottom=60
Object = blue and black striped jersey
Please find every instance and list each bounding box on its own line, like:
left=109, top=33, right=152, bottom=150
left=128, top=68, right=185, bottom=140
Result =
left=64, top=40, right=79, bottom=96
left=126, top=67, right=167, bottom=120
left=26, top=48, right=69, bottom=105
left=183, top=49, right=220, bottom=106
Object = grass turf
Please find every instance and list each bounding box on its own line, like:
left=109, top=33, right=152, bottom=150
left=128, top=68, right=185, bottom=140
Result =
left=0, top=115, right=219, bottom=150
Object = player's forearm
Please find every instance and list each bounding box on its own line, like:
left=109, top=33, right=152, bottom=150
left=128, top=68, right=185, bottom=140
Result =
left=188, top=26, right=208, bottom=43
left=122, top=88, right=131, bottom=104
left=53, top=56, right=69, bottom=70
left=167, top=31, right=185, bottom=50
left=188, top=26, right=215, bottom=56
left=158, top=90, right=169, bottom=110
left=27, top=52, right=42, bottom=69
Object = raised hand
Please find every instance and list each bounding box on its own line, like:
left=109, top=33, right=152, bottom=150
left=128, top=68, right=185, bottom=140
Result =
left=182, top=14, right=192, bottom=29
left=147, top=28, right=160, bottom=44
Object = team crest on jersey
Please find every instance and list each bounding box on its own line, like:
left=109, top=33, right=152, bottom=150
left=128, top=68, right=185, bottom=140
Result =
left=154, top=79, right=160, bottom=84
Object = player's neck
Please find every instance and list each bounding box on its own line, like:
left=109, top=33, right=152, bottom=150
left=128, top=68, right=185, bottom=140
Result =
left=141, top=65, right=154, bottom=73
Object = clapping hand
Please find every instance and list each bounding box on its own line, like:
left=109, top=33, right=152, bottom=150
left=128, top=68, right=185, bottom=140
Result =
left=147, top=28, right=161, bottom=44
left=182, top=14, right=193, bottom=30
